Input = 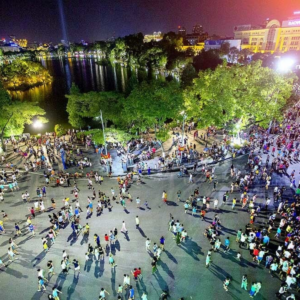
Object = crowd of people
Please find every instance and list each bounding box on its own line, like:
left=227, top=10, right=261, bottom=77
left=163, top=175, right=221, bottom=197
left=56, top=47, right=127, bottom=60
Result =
left=1, top=103, right=300, bottom=299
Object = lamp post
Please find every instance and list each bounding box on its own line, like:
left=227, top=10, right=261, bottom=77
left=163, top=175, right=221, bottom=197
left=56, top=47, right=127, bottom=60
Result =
left=180, top=111, right=187, bottom=164
left=99, top=110, right=107, bottom=155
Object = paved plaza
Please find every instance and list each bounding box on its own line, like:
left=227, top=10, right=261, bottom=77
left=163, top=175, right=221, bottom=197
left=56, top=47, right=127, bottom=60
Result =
left=0, top=144, right=299, bottom=300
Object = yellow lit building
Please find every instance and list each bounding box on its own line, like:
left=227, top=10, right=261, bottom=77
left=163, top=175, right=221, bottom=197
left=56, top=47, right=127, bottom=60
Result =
left=16, top=39, right=28, bottom=48
left=234, top=12, right=300, bottom=53
left=180, top=43, right=204, bottom=54
left=143, top=32, right=163, bottom=43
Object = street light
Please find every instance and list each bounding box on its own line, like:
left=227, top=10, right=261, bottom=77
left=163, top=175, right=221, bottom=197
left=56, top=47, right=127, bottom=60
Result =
left=99, top=110, right=107, bottom=155
left=277, top=57, right=295, bottom=73
left=33, top=120, right=43, bottom=128
left=180, top=111, right=187, bottom=163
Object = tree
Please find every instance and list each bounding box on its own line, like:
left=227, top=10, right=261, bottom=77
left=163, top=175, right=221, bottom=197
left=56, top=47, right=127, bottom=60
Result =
left=228, top=47, right=240, bottom=63
left=193, top=50, right=223, bottom=71
left=184, top=60, right=296, bottom=128
left=124, top=80, right=184, bottom=134
left=0, top=82, right=47, bottom=149
left=66, top=83, right=125, bottom=128
left=66, top=84, right=86, bottom=128
left=238, top=49, right=251, bottom=64
left=219, top=42, right=230, bottom=56
left=181, top=64, right=197, bottom=88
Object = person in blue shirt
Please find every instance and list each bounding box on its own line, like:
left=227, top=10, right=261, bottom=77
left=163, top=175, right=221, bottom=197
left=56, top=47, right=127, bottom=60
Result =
left=129, top=286, right=134, bottom=299
left=160, top=236, right=165, bottom=251
left=263, top=235, right=270, bottom=245
left=224, top=237, right=230, bottom=253
left=52, top=287, right=62, bottom=299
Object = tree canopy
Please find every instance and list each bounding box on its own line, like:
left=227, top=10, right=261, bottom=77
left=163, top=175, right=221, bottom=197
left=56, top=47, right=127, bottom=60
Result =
left=0, top=58, right=52, bottom=90
left=184, top=60, right=296, bottom=128
left=0, top=82, right=47, bottom=146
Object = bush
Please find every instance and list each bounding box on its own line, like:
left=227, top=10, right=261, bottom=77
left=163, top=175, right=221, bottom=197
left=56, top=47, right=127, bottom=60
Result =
left=54, top=124, right=66, bottom=137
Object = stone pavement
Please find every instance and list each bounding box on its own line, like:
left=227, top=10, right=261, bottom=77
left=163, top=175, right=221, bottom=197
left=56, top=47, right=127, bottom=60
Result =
left=0, top=148, right=299, bottom=299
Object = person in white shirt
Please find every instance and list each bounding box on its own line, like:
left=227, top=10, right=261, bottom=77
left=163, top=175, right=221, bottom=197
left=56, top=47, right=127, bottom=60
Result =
left=214, top=199, right=219, bottom=209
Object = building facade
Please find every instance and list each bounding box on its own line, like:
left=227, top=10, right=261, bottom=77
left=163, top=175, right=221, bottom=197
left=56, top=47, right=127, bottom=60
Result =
left=143, top=32, right=163, bottom=43
left=178, top=26, right=186, bottom=37
left=234, top=12, right=300, bottom=53
left=204, top=39, right=241, bottom=51
left=193, top=24, right=203, bottom=35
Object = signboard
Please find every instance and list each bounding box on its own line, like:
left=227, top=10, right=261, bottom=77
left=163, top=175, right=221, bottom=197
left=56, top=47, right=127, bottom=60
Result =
left=234, top=25, right=251, bottom=31
left=282, top=19, right=300, bottom=27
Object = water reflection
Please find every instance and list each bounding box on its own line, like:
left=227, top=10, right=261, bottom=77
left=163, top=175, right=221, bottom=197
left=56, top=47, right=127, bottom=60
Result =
left=9, top=58, right=167, bottom=128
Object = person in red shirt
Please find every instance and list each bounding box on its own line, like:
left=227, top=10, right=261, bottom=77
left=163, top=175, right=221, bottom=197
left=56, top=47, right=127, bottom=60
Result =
left=132, top=268, right=139, bottom=281
left=137, top=267, right=142, bottom=279
left=252, top=248, right=259, bottom=262
left=104, top=234, right=109, bottom=247
left=30, top=207, right=35, bottom=218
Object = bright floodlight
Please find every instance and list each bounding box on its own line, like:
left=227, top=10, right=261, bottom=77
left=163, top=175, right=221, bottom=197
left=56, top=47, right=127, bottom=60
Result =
left=277, top=58, right=295, bottom=72
left=33, top=120, right=43, bottom=128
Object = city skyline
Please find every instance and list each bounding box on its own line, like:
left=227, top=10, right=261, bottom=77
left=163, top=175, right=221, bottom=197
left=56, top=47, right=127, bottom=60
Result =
left=0, top=0, right=299, bottom=43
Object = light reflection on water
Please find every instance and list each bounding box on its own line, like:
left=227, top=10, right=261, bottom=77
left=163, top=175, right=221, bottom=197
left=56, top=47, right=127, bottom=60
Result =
left=8, top=58, right=167, bottom=132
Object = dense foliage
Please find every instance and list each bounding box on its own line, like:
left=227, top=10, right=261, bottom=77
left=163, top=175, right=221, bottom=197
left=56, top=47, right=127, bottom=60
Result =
left=67, top=59, right=297, bottom=135
left=184, top=60, right=297, bottom=127
left=0, top=81, right=47, bottom=147
left=0, top=59, right=52, bottom=90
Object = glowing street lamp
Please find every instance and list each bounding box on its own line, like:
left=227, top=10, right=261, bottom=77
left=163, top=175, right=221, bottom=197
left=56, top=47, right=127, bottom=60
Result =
left=33, top=120, right=43, bottom=128
left=277, top=58, right=295, bottom=73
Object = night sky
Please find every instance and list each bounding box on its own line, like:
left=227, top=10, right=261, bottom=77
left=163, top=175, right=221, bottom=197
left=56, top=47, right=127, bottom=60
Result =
left=0, top=0, right=299, bottom=43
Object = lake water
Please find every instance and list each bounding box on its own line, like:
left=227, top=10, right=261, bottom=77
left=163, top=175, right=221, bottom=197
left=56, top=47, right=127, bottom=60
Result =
left=9, top=58, right=169, bottom=133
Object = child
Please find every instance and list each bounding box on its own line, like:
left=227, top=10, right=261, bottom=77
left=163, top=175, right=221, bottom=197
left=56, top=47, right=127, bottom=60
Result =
left=117, top=284, right=123, bottom=295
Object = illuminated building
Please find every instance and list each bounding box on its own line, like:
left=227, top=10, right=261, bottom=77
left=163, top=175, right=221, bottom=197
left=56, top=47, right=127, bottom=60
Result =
left=204, top=39, right=241, bottom=51
left=0, top=41, right=21, bottom=52
left=178, top=26, right=186, bottom=37
left=180, top=43, right=205, bottom=54
left=234, top=11, right=300, bottom=53
left=143, top=32, right=163, bottom=43
left=193, top=24, right=203, bottom=35
left=16, top=39, right=27, bottom=48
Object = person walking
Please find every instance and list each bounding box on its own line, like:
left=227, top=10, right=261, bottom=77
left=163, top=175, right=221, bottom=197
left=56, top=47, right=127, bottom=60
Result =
left=223, top=277, right=230, bottom=291
left=121, top=221, right=128, bottom=234
left=249, top=283, right=257, bottom=298
left=224, top=237, right=230, bottom=253
left=206, top=253, right=211, bottom=268
left=146, top=238, right=151, bottom=252
left=135, top=216, right=140, bottom=228
left=160, top=236, right=165, bottom=251
left=189, top=173, right=193, bottom=184
left=47, top=260, right=55, bottom=276
left=99, top=288, right=109, bottom=299
left=109, top=253, right=117, bottom=268
left=136, top=197, right=141, bottom=208
left=73, top=259, right=80, bottom=275
left=52, top=287, right=62, bottom=300
left=37, top=277, right=46, bottom=292
left=241, top=275, right=248, bottom=291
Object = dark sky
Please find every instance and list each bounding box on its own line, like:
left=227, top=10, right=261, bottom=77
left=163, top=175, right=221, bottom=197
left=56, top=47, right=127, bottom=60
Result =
left=0, top=0, right=299, bottom=43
